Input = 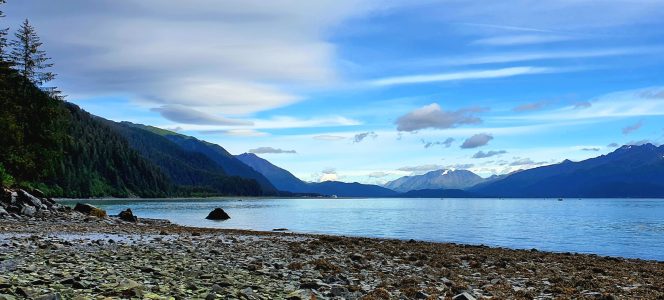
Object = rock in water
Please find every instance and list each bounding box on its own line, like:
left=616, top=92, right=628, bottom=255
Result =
left=74, top=203, right=107, bottom=218
left=206, top=208, right=230, bottom=220
left=118, top=208, right=138, bottom=222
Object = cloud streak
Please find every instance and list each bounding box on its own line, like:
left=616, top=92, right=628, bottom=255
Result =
left=151, top=105, right=253, bottom=126
left=249, top=147, right=297, bottom=154
left=369, top=66, right=559, bottom=87
left=622, top=120, right=643, bottom=135
left=472, top=150, right=507, bottom=158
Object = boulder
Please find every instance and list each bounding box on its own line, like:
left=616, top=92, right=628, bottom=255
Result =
left=20, top=205, right=36, bottom=217
left=18, top=189, right=43, bottom=208
left=118, top=208, right=138, bottom=222
left=74, top=203, right=107, bottom=218
left=0, top=206, right=8, bottom=217
left=205, top=208, right=230, bottom=220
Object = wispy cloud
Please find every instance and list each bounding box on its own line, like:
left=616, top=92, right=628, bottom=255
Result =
left=513, top=100, right=551, bottom=112
left=369, top=66, right=559, bottom=87
left=313, top=135, right=346, bottom=141
left=249, top=147, right=296, bottom=154
left=151, top=105, right=253, bottom=126
left=503, top=87, right=664, bottom=121
left=353, top=131, right=378, bottom=143
left=622, top=120, right=643, bottom=135
left=204, top=129, right=268, bottom=137
left=472, top=150, right=507, bottom=158
left=472, top=34, right=575, bottom=46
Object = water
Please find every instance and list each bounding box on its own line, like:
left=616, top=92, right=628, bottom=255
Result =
left=59, top=198, right=664, bottom=261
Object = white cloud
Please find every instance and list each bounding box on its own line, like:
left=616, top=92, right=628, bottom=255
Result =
left=460, top=133, right=493, bottom=149
left=5, top=0, right=380, bottom=116
left=368, top=66, right=559, bottom=87
left=151, top=105, right=253, bottom=125
left=206, top=129, right=269, bottom=137
left=503, top=87, right=664, bottom=121
left=249, top=147, right=296, bottom=154
left=395, top=103, right=484, bottom=132
left=313, top=135, right=347, bottom=141
left=472, top=34, right=575, bottom=46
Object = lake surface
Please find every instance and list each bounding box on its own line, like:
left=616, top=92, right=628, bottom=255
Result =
left=60, top=198, right=664, bottom=261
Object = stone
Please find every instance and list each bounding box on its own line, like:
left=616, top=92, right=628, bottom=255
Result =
left=452, top=292, right=477, bottom=300
left=20, top=205, right=36, bottom=217
left=34, top=293, right=62, bottom=300
left=118, top=208, right=138, bottom=222
left=0, top=206, right=8, bottom=217
left=205, top=208, right=230, bottom=220
left=74, top=203, right=107, bottom=218
left=17, top=189, right=43, bottom=208
left=415, top=291, right=429, bottom=299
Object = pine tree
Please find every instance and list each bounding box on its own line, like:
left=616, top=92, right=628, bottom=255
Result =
left=10, top=19, right=55, bottom=85
left=0, top=0, right=8, bottom=62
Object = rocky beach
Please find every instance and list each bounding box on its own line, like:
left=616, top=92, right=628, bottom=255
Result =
left=2, top=189, right=664, bottom=299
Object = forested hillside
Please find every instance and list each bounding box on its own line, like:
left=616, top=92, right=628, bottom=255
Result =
left=103, top=121, right=268, bottom=196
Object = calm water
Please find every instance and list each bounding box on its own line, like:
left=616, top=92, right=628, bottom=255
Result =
left=60, top=198, right=664, bottom=261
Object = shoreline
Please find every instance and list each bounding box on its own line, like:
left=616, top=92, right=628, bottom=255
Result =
left=2, top=212, right=663, bottom=299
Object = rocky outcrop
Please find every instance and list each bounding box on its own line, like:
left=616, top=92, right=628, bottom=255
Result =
left=1, top=188, right=66, bottom=219
left=118, top=208, right=138, bottom=222
left=73, top=203, right=107, bottom=218
left=205, top=208, right=230, bottom=220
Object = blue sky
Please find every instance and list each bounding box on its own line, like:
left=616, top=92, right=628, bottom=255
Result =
left=4, top=0, right=664, bottom=184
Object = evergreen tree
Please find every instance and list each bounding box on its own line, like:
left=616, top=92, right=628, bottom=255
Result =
left=0, top=0, right=8, bottom=62
left=9, top=19, right=54, bottom=85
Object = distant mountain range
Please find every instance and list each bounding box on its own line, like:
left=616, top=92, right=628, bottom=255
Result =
left=384, top=169, right=485, bottom=192
left=471, top=144, right=664, bottom=198
left=237, top=153, right=397, bottom=197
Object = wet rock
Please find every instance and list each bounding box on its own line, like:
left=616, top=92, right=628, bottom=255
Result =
left=453, top=292, right=477, bottom=300
left=118, top=208, right=138, bottom=222
left=74, top=203, right=107, bottom=218
left=20, top=205, right=36, bottom=217
left=0, top=206, right=8, bottom=217
left=34, top=293, right=62, bottom=300
left=206, top=208, right=230, bottom=220
left=17, top=189, right=43, bottom=208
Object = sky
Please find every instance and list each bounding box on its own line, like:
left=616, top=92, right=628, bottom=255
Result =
left=4, top=0, right=664, bottom=184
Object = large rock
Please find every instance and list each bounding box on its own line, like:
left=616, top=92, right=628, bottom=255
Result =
left=118, top=208, right=138, bottom=222
left=205, top=208, right=230, bottom=220
left=0, top=206, right=8, bottom=217
left=18, top=189, right=43, bottom=208
left=74, top=203, right=107, bottom=218
left=20, top=205, right=36, bottom=217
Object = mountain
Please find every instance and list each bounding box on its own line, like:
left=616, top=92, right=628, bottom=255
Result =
left=123, top=125, right=277, bottom=193
left=237, top=153, right=398, bottom=197
left=236, top=153, right=309, bottom=192
left=1, top=66, right=173, bottom=197
left=399, top=189, right=477, bottom=198
left=103, top=121, right=271, bottom=196
left=385, top=169, right=485, bottom=192
left=472, top=144, right=664, bottom=198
